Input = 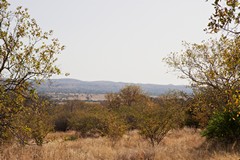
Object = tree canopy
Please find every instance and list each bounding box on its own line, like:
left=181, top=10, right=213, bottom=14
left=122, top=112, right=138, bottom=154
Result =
left=164, top=36, right=240, bottom=92
left=207, top=0, right=240, bottom=34
left=0, top=0, right=64, bottom=92
left=0, top=0, right=64, bottom=144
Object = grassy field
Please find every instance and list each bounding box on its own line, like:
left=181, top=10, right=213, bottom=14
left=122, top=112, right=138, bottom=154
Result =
left=1, top=128, right=239, bottom=160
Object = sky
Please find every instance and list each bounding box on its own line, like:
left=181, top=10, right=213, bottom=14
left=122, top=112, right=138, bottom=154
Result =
left=9, top=0, right=218, bottom=85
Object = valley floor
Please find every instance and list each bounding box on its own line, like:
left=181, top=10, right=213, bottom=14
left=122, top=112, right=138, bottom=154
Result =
left=1, top=128, right=239, bottom=160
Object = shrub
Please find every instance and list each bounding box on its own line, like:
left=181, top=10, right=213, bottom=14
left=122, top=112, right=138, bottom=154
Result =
left=135, top=104, right=182, bottom=147
left=52, top=100, right=93, bottom=132
left=184, top=109, right=200, bottom=128
left=114, top=106, right=139, bottom=130
left=54, top=118, right=69, bottom=132
left=104, top=112, right=127, bottom=143
left=54, top=113, right=70, bottom=132
left=69, top=112, right=107, bottom=138
left=131, top=91, right=187, bottom=146
left=69, top=107, right=127, bottom=140
left=202, top=108, right=240, bottom=143
left=0, top=97, right=53, bottom=146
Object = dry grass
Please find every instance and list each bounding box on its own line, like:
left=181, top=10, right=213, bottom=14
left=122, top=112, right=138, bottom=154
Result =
left=1, top=128, right=240, bottom=160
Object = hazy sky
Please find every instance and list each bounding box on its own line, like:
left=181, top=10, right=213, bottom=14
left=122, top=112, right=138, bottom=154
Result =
left=9, top=0, right=217, bottom=85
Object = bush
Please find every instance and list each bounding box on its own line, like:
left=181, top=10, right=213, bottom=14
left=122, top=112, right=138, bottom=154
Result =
left=184, top=109, right=200, bottom=128
left=69, top=107, right=127, bottom=140
left=53, top=110, right=71, bottom=132
left=69, top=112, right=107, bottom=138
left=114, top=106, right=139, bottom=130
left=202, top=108, right=240, bottom=143
left=0, top=97, right=53, bottom=146
left=52, top=100, right=93, bottom=132
left=135, top=104, right=183, bottom=147
left=104, top=112, right=127, bottom=143
left=54, top=116, right=70, bottom=132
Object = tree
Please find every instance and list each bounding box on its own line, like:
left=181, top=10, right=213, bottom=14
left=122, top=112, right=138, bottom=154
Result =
left=119, top=85, right=146, bottom=106
left=0, top=1, right=64, bottom=91
left=164, top=36, right=240, bottom=125
left=135, top=91, right=186, bottom=147
left=105, top=85, right=148, bottom=108
left=0, top=0, right=64, bottom=144
left=11, top=97, right=53, bottom=145
left=190, top=87, right=227, bottom=127
left=164, top=36, right=240, bottom=93
left=105, top=93, right=121, bottom=108
left=206, top=0, right=240, bottom=34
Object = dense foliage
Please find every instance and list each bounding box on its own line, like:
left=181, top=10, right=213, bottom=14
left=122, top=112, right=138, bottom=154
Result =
left=51, top=86, right=188, bottom=146
left=165, top=35, right=240, bottom=142
left=0, top=0, right=64, bottom=145
left=165, top=36, right=240, bottom=123
left=202, top=108, right=240, bottom=143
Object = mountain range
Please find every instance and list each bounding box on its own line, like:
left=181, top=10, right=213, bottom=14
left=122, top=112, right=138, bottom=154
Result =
left=37, top=78, right=192, bottom=96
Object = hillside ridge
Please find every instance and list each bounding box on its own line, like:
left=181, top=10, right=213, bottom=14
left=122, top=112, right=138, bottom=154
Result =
left=37, top=78, right=192, bottom=96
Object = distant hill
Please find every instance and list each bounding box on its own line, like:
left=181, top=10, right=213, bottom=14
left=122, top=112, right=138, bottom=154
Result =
left=37, top=78, right=192, bottom=96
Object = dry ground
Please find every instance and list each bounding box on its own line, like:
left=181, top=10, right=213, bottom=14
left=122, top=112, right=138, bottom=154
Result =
left=1, top=128, right=240, bottom=160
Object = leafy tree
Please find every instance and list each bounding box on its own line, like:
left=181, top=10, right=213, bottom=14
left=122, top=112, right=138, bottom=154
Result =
left=119, top=85, right=146, bottom=106
left=164, top=35, right=240, bottom=142
left=105, top=85, right=152, bottom=131
left=135, top=105, right=173, bottom=147
left=206, top=0, right=240, bottom=34
left=0, top=0, right=64, bottom=144
left=135, top=92, right=186, bottom=147
left=105, top=93, right=121, bottom=108
left=164, top=36, right=240, bottom=94
left=189, top=87, right=227, bottom=127
left=164, top=36, right=240, bottom=120
left=105, top=85, right=149, bottom=108
left=12, top=97, right=53, bottom=145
